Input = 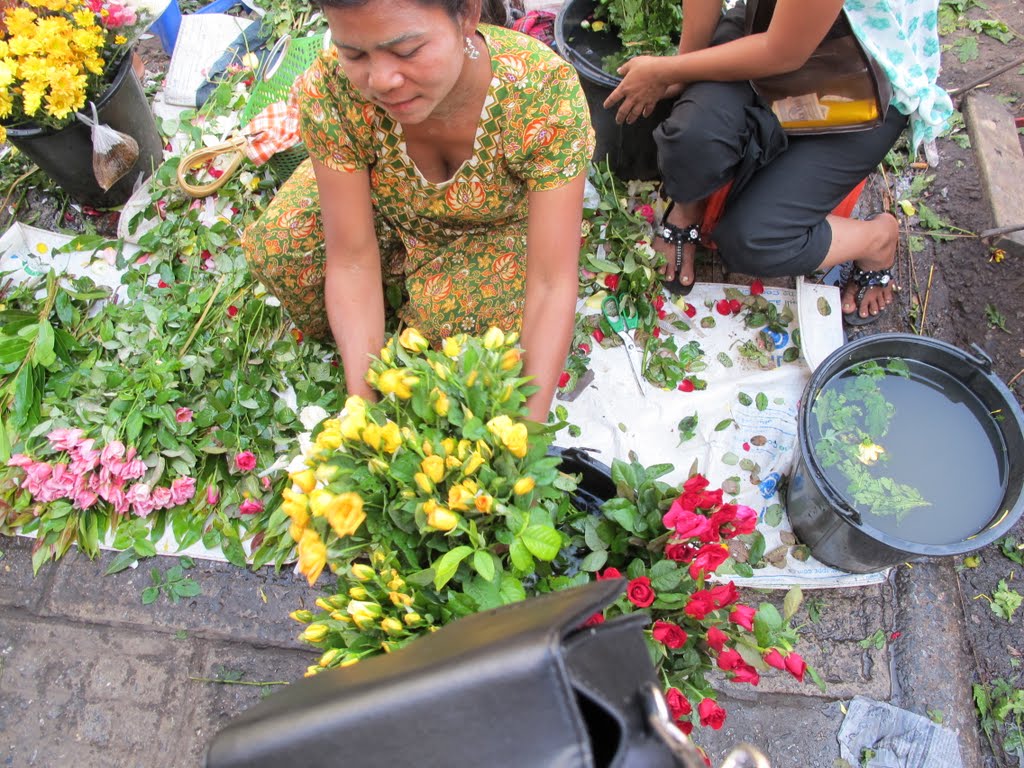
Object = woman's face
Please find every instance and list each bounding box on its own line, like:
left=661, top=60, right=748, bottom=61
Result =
left=326, top=0, right=472, bottom=124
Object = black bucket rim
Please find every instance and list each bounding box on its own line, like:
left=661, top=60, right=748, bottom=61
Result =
left=554, top=0, right=622, bottom=89
left=798, top=332, right=1024, bottom=557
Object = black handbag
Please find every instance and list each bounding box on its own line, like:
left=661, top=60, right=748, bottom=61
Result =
left=745, top=0, right=892, bottom=135
left=206, top=579, right=770, bottom=768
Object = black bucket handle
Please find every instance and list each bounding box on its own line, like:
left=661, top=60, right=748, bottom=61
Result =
left=967, top=343, right=994, bottom=373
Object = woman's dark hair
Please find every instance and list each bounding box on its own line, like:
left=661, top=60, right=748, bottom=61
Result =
left=315, top=0, right=510, bottom=26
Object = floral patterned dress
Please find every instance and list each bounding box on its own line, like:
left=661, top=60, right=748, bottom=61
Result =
left=242, top=24, right=594, bottom=343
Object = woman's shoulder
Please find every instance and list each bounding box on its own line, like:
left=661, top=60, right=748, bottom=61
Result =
left=303, top=48, right=372, bottom=110
left=482, top=23, right=574, bottom=79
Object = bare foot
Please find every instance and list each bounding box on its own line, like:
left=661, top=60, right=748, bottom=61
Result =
left=840, top=213, right=900, bottom=320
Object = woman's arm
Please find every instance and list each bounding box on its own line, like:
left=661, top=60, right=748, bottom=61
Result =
left=311, top=157, right=386, bottom=402
left=520, top=172, right=587, bottom=423
left=606, top=0, right=845, bottom=122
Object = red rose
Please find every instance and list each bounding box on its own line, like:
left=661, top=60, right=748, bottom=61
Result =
left=685, top=592, right=715, bottom=620
left=689, top=543, right=730, bottom=579
left=583, top=612, right=605, bottom=628
left=716, top=648, right=743, bottom=671
left=724, top=505, right=758, bottom=537
left=683, top=475, right=710, bottom=494
left=729, top=298, right=742, bottom=314
left=706, top=626, right=728, bottom=652
left=657, top=309, right=667, bottom=320
left=234, top=451, right=257, bottom=472
left=558, top=371, right=571, bottom=388
left=652, top=620, right=688, bottom=649
left=785, top=652, right=807, bottom=682
left=675, top=719, right=694, bottom=736
left=652, top=295, right=665, bottom=311
left=592, top=328, right=605, bottom=343
left=698, top=698, right=726, bottom=730
left=604, top=274, right=620, bottom=291
left=664, top=542, right=696, bottom=563
left=626, top=576, right=656, bottom=607
left=665, top=687, right=692, bottom=718
left=663, top=503, right=713, bottom=540
left=715, top=299, right=732, bottom=316
left=577, top=342, right=591, bottom=355
left=729, top=604, right=757, bottom=632
left=709, top=504, right=737, bottom=532
left=708, top=582, right=739, bottom=609
left=696, top=489, right=724, bottom=509
left=763, top=649, right=786, bottom=670
left=731, top=662, right=760, bottom=686
left=683, top=302, right=697, bottom=318
left=597, top=567, right=622, bottom=581
left=677, top=379, right=695, bottom=393
left=750, top=279, right=764, bottom=296
left=227, top=305, right=239, bottom=318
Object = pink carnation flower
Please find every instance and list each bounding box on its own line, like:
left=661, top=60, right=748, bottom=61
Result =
left=239, top=498, right=264, bottom=515
left=170, top=477, right=197, bottom=506
left=47, top=428, right=85, bottom=452
left=234, top=451, right=257, bottom=472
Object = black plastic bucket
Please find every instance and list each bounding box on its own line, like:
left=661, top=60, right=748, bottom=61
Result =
left=787, top=334, right=1024, bottom=573
left=6, top=50, right=164, bottom=208
left=554, top=0, right=672, bottom=181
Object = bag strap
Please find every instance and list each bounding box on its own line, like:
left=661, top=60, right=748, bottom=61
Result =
left=177, top=135, right=248, bottom=198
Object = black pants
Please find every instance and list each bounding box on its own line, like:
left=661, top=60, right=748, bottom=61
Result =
left=653, top=6, right=908, bottom=277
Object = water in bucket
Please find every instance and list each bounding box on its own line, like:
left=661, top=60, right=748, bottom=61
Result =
left=810, top=356, right=1006, bottom=545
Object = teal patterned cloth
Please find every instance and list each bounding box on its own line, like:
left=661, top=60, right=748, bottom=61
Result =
left=843, top=0, right=953, bottom=161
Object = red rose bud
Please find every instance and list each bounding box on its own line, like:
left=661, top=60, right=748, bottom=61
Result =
left=715, top=299, right=732, bottom=316
left=683, top=303, right=697, bottom=318
left=652, top=295, right=665, bottom=310
left=583, top=612, right=605, bottom=628
left=698, top=698, right=726, bottom=730
left=652, top=620, right=688, bottom=649
left=604, top=274, right=620, bottom=291
left=665, top=687, right=692, bottom=718
left=731, top=662, right=760, bottom=686
left=626, top=576, right=656, bottom=608
left=678, top=379, right=695, bottom=393
left=750, top=279, right=765, bottom=295
left=675, top=720, right=694, bottom=736
left=706, top=626, right=728, bottom=652
left=578, top=342, right=591, bottom=355
left=657, top=309, right=667, bottom=320
left=592, top=328, right=605, bottom=343
left=157, top=280, right=170, bottom=289
left=763, top=649, right=786, bottom=670
left=227, top=305, right=239, bottom=317
left=729, top=299, right=742, bottom=314
left=785, top=653, right=807, bottom=682
left=716, top=648, right=743, bottom=671
left=558, top=371, right=571, bottom=388
left=597, top=567, right=622, bottom=581
left=730, top=604, right=757, bottom=632
left=653, top=327, right=661, bottom=338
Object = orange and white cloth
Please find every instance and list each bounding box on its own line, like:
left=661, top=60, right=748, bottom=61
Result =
left=241, top=71, right=308, bottom=165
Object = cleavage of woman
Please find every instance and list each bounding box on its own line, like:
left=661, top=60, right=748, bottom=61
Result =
left=403, top=114, right=480, bottom=184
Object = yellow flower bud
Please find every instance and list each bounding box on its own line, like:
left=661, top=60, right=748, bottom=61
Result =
left=329, top=610, right=350, bottom=622
left=430, top=360, right=449, bottom=381
left=319, top=648, right=342, bottom=667
left=379, top=345, right=394, bottom=364
left=377, top=368, right=417, bottom=400
left=315, top=426, right=343, bottom=450
left=389, top=591, right=413, bottom=607
left=399, top=327, right=429, bottom=353
left=304, top=666, right=320, bottom=678
left=448, top=483, right=475, bottom=512
left=290, top=469, right=316, bottom=494
left=499, top=348, right=521, bottom=371
left=314, top=463, right=339, bottom=485
left=369, top=458, right=390, bottom=474
left=380, top=422, right=402, bottom=454
left=289, top=521, right=306, bottom=544
left=462, top=478, right=478, bottom=493
left=341, top=656, right=360, bottom=667
left=483, top=326, right=505, bottom=350
left=381, top=617, right=404, bottom=636
left=297, top=529, right=327, bottom=586
left=282, top=499, right=309, bottom=528
left=486, top=414, right=513, bottom=438
left=513, top=477, right=536, bottom=495
left=422, top=440, right=434, bottom=457
left=300, top=623, right=329, bottom=643
left=387, top=576, right=406, bottom=590
left=426, top=505, right=459, bottom=532
left=474, top=493, right=494, bottom=514
left=462, top=452, right=484, bottom=476
left=477, top=440, right=493, bottom=460
left=309, top=488, right=334, bottom=517
left=466, top=369, right=478, bottom=387
left=441, top=437, right=456, bottom=456
left=421, top=455, right=445, bottom=484
left=362, top=422, right=382, bottom=451
left=415, top=472, right=434, bottom=494
left=432, top=388, right=450, bottom=417
left=499, top=384, right=514, bottom=403
left=349, top=586, right=369, bottom=600
left=404, top=612, right=423, bottom=627
left=315, top=597, right=334, bottom=612
left=348, top=599, right=383, bottom=630
left=289, top=609, right=314, bottom=624
left=442, top=337, right=462, bottom=358
left=351, top=563, right=375, bottom=581
left=445, top=456, right=462, bottom=471
left=340, top=411, right=366, bottom=441
left=325, top=492, right=366, bottom=538
left=502, top=423, right=529, bottom=459
left=344, top=395, right=366, bottom=415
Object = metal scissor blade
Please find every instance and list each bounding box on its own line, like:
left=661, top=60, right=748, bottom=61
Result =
left=619, top=333, right=646, bottom=397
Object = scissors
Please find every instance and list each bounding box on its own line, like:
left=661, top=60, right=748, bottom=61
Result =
left=601, top=294, right=647, bottom=397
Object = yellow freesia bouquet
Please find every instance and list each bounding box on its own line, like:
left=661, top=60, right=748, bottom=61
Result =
left=0, top=0, right=158, bottom=142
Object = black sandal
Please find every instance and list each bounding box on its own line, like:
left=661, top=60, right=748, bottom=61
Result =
left=839, top=262, right=897, bottom=326
left=657, top=203, right=701, bottom=296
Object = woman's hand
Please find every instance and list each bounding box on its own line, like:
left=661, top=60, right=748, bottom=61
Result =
left=603, top=56, right=673, bottom=124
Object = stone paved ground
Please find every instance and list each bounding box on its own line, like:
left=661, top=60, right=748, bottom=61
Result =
left=0, top=534, right=985, bottom=767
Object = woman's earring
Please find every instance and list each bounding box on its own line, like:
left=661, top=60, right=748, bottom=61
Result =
left=464, top=36, right=480, bottom=60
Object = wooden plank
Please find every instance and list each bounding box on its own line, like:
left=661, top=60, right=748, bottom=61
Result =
left=963, top=91, right=1024, bottom=258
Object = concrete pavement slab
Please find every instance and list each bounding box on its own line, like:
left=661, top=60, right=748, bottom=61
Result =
left=0, top=538, right=52, bottom=612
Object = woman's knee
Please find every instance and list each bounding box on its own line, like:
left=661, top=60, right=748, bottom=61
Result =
left=712, top=209, right=823, bottom=277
